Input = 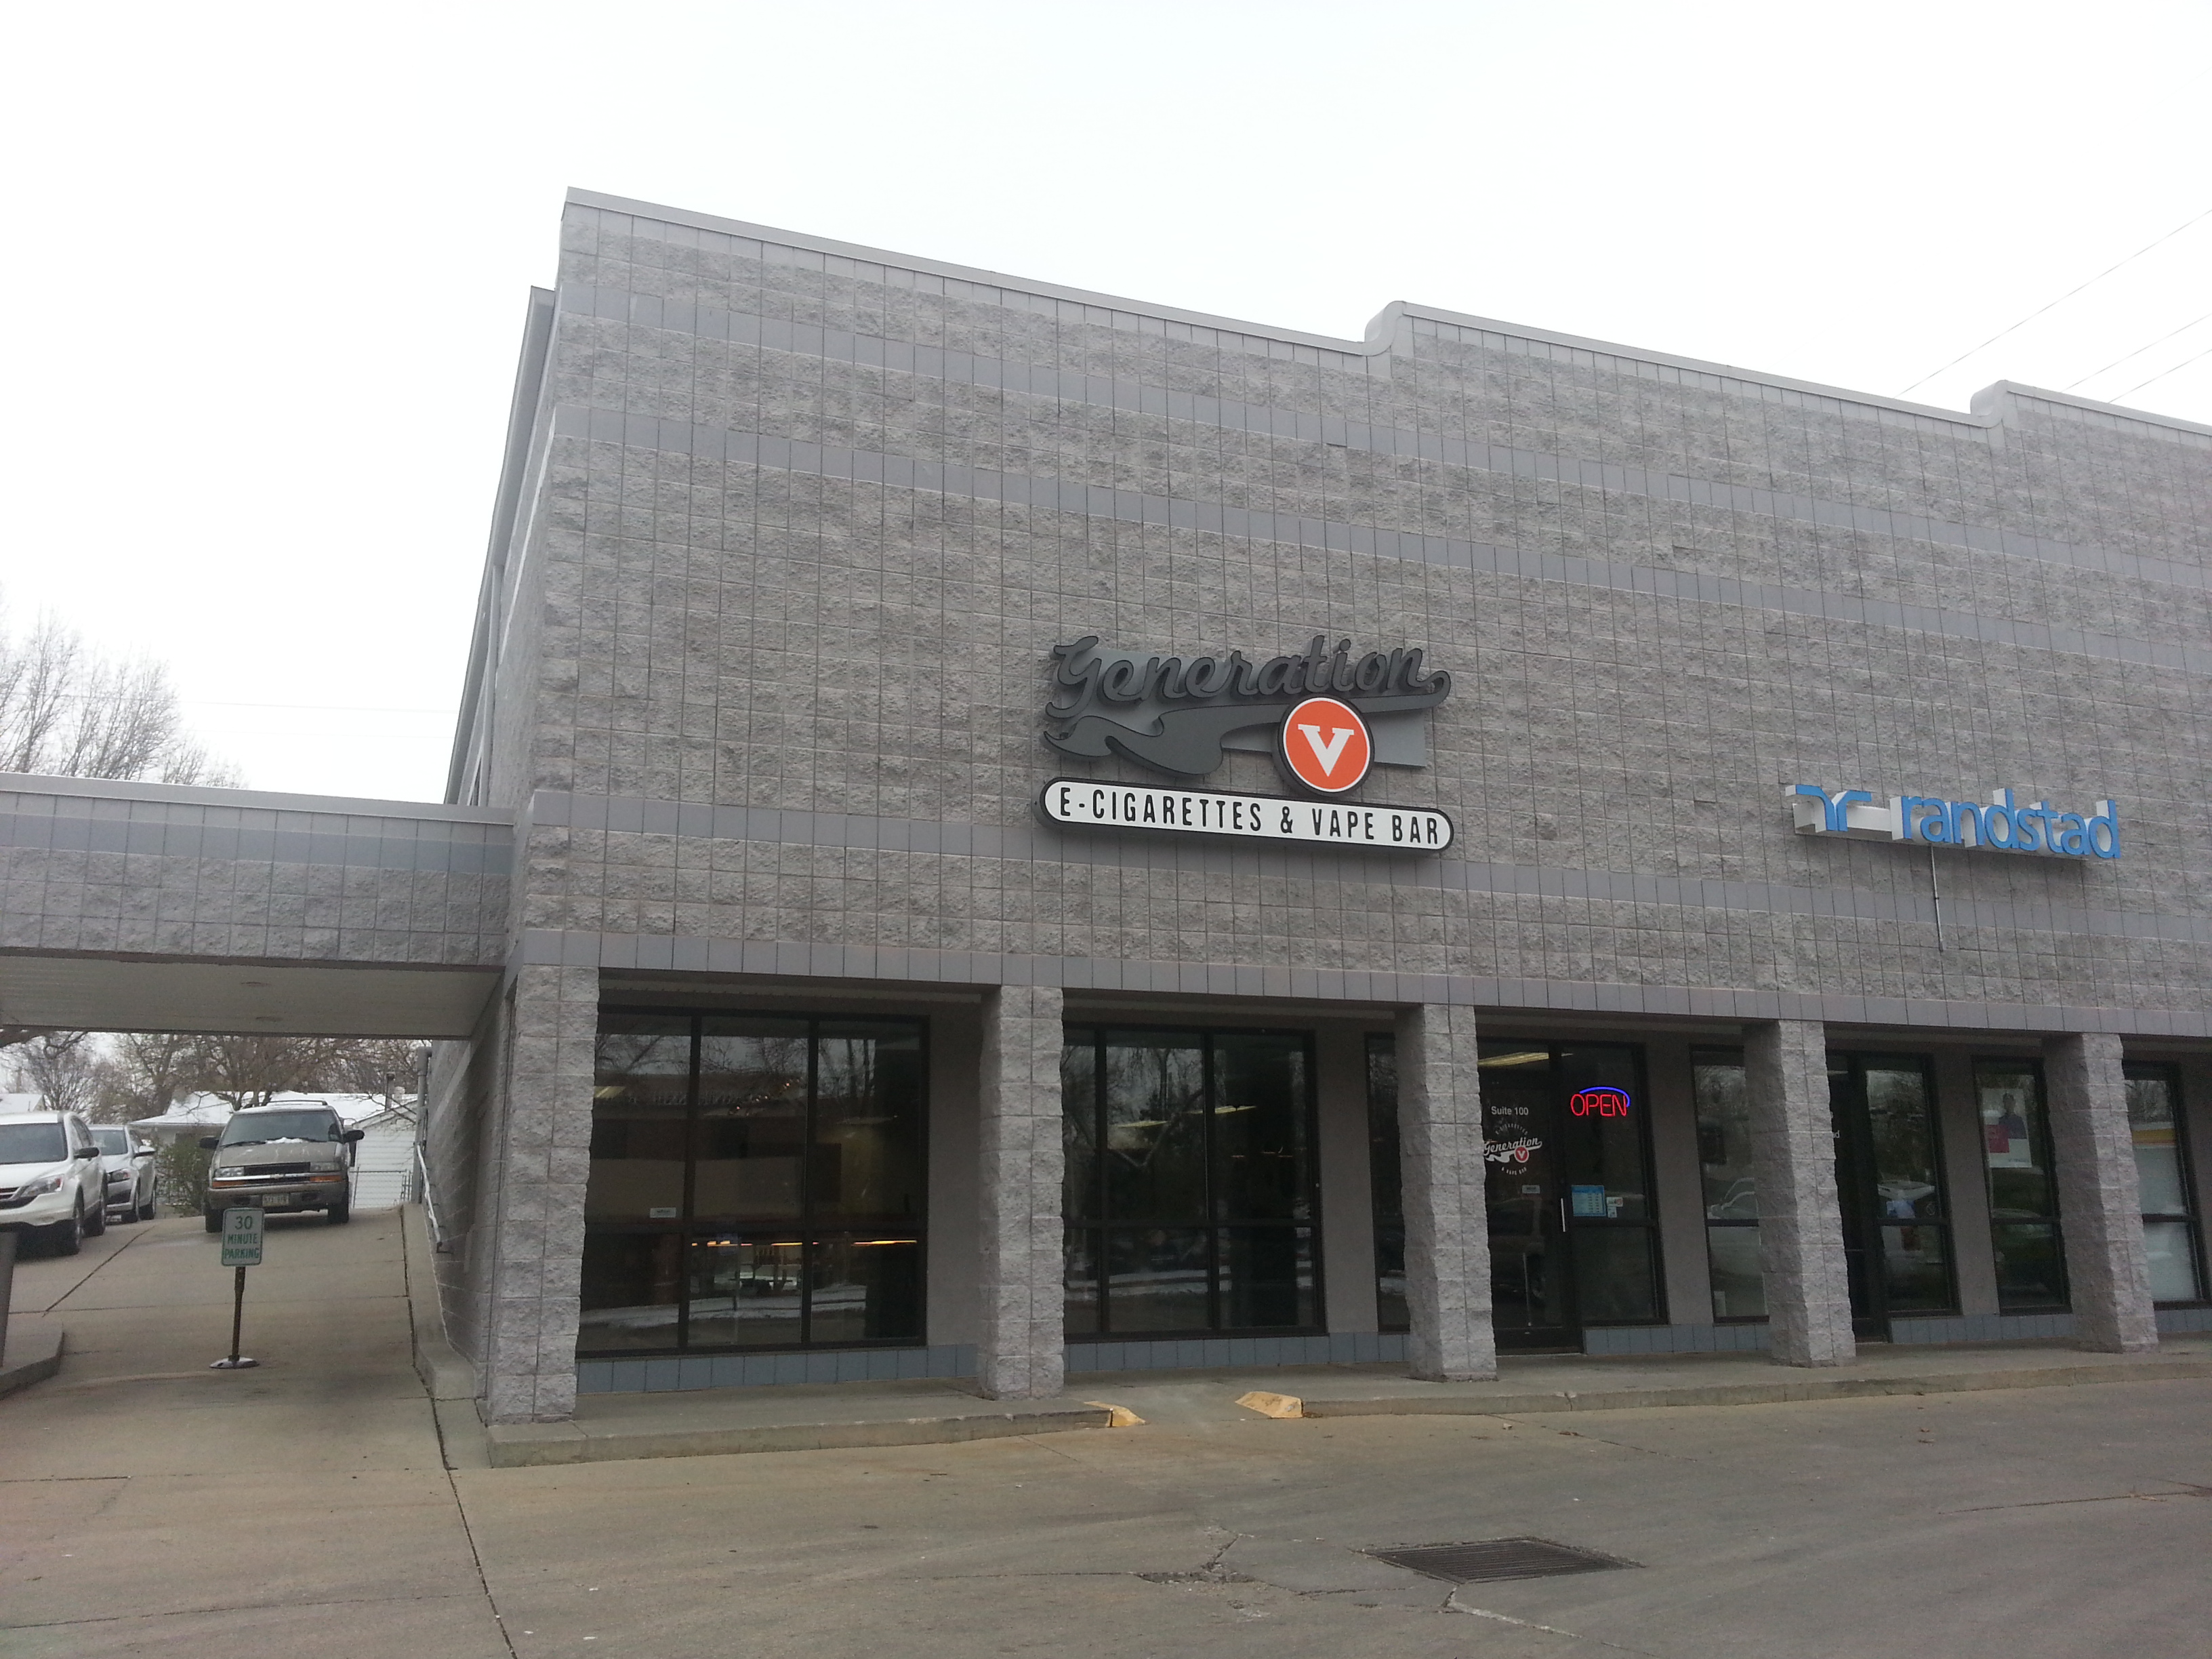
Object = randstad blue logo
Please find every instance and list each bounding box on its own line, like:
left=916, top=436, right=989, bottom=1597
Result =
left=1789, top=786, right=2119, bottom=860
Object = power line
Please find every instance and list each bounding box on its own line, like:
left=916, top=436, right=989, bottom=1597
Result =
left=1900, top=205, right=2212, bottom=394
left=2110, top=340, right=2212, bottom=402
left=186, top=699, right=454, bottom=715
left=2064, top=308, right=2212, bottom=391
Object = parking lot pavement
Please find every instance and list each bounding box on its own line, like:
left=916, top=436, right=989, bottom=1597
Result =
left=7, top=1216, right=2211, bottom=1659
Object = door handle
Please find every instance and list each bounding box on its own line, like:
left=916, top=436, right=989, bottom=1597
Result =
left=1558, top=1198, right=1567, bottom=1230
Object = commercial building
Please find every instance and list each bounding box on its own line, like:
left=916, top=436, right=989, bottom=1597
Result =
left=422, top=189, right=2212, bottom=1424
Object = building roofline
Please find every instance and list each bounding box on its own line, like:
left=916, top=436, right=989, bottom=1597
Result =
left=0, top=771, right=512, bottom=823
left=565, top=187, right=2212, bottom=442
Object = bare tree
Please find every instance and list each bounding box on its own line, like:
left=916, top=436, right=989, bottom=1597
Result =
left=97, top=1032, right=199, bottom=1122
left=186, top=1034, right=345, bottom=1112
left=0, top=597, right=240, bottom=785
left=325, top=1037, right=426, bottom=1105
left=7, top=1031, right=103, bottom=1117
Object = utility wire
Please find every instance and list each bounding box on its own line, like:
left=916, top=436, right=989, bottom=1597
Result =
left=1901, top=205, right=2212, bottom=394
left=2064, top=308, right=2212, bottom=391
left=2110, top=339, right=2212, bottom=402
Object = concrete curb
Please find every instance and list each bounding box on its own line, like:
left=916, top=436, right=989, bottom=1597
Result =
left=0, top=1323, right=64, bottom=1399
left=1296, top=1355, right=2212, bottom=1418
left=484, top=1404, right=1115, bottom=1467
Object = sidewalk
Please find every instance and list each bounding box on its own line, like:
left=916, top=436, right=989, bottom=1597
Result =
left=382, top=1202, right=2212, bottom=1462
left=380, top=1212, right=2212, bottom=1469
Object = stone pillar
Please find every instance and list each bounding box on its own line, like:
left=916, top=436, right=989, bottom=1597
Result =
left=1396, top=1004, right=1496, bottom=1382
left=975, top=985, right=1067, bottom=1399
left=2044, top=1033, right=2158, bottom=1353
left=1744, top=1019, right=1855, bottom=1366
left=480, top=964, right=599, bottom=1424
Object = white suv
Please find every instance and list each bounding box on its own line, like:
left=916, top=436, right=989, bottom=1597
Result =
left=0, top=1111, right=108, bottom=1256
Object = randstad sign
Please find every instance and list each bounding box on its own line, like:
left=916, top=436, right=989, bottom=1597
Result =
left=1790, top=785, right=2121, bottom=859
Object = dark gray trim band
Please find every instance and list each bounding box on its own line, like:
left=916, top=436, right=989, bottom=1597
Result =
left=1, top=791, right=512, bottom=876
left=548, top=406, right=2212, bottom=676
left=524, top=791, right=2211, bottom=947
left=512, top=927, right=2212, bottom=1038
left=554, top=285, right=2211, bottom=600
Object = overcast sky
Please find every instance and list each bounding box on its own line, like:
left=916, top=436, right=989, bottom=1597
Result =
left=5, top=1, right=2207, bottom=802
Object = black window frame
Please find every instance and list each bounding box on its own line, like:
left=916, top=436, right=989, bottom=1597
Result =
left=1829, top=1050, right=1959, bottom=1327
left=580, top=1006, right=930, bottom=1359
left=1690, top=1045, right=1767, bottom=1324
left=2124, top=1059, right=2208, bottom=1309
left=1478, top=1038, right=1666, bottom=1334
left=1971, top=1054, right=2069, bottom=1314
left=1364, top=1031, right=1408, bottom=1333
left=1063, top=1023, right=1324, bottom=1339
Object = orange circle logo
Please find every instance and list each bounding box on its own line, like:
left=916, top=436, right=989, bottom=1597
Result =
left=1280, top=696, right=1372, bottom=794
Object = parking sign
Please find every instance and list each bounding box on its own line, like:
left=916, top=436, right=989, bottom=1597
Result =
left=220, top=1206, right=264, bottom=1267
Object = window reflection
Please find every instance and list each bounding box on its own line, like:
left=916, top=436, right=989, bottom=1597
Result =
left=1476, top=1041, right=1661, bottom=1340
left=2125, top=1063, right=2205, bottom=1305
left=581, top=1010, right=928, bottom=1356
left=1693, top=1050, right=1763, bottom=1319
left=1976, top=1060, right=2066, bottom=1312
left=1366, top=1035, right=1408, bottom=1332
left=1065, top=1028, right=1317, bottom=1336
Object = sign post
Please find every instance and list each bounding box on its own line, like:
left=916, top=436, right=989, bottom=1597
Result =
left=212, top=1207, right=263, bottom=1370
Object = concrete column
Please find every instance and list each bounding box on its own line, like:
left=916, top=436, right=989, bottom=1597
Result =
left=1396, top=1004, right=1496, bottom=1381
left=1744, top=1019, right=1855, bottom=1366
left=2044, top=1033, right=2158, bottom=1353
left=480, top=964, right=599, bottom=1425
left=975, top=985, right=1067, bottom=1399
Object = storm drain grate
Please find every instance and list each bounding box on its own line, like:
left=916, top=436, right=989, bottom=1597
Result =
left=1367, top=1538, right=1639, bottom=1584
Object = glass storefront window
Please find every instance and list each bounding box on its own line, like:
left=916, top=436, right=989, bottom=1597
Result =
left=1477, top=1041, right=1662, bottom=1343
left=1365, top=1034, right=1407, bottom=1332
left=579, top=1010, right=927, bottom=1356
left=1692, top=1049, right=1763, bottom=1319
left=1064, top=1027, right=1318, bottom=1336
left=1975, top=1059, right=2068, bottom=1311
left=2125, top=1063, right=2205, bottom=1305
left=1832, top=1055, right=1955, bottom=1324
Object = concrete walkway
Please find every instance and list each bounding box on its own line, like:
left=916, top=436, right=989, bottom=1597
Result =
left=0, top=1209, right=508, bottom=1658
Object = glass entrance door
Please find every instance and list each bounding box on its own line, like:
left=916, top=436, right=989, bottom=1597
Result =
left=1477, top=1042, right=1661, bottom=1349
left=1828, top=1054, right=1954, bottom=1336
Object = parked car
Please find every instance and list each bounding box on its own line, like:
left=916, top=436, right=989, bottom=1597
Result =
left=201, top=1104, right=364, bottom=1229
left=90, top=1125, right=159, bottom=1223
left=0, top=1110, right=108, bottom=1255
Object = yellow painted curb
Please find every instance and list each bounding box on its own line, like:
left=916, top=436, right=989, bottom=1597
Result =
left=1235, top=1389, right=1305, bottom=1419
left=1084, top=1401, right=1145, bottom=1427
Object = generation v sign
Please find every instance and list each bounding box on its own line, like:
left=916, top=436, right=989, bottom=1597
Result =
left=1038, top=634, right=1458, bottom=855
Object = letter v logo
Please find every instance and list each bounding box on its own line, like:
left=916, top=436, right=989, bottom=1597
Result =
left=1300, top=724, right=1353, bottom=775
left=1281, top=696, right=1372, bottom=795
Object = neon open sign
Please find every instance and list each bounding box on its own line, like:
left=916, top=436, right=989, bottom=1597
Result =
left=1569, top=1087, right=1632, bottom=1118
